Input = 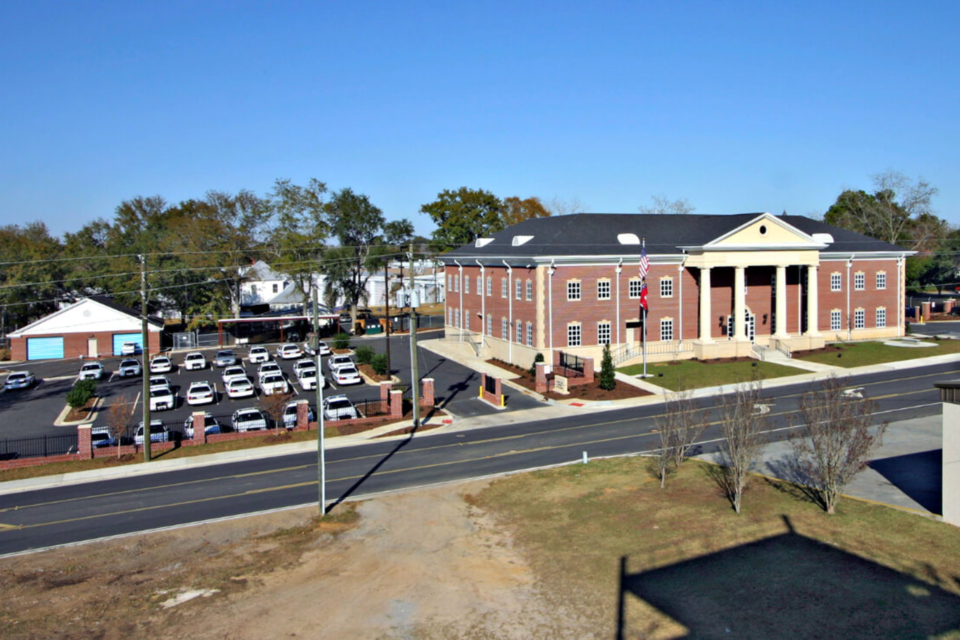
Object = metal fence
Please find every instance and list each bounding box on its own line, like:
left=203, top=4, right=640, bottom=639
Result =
left=0, top=433, right=78, bottom=460
left=558, top=352, right=585, bottom=377
left=391, top=314, right=445, bottom=333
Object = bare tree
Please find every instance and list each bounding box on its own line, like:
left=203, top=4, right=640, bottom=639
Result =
left=638, top=194, right=696, bottom=215
left=653, top=390, right=709, bottom=488
left=106, top=394, right=135, bottom=459
left=546, top=196, right=587, bottom=216
left=716, top=382, right=768, bottom=514
left=789, top=375, right=887, bottom=514
left=260, top=390, right=295, bottom=431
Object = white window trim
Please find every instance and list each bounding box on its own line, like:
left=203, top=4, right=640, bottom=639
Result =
left=660, top=318, right=674, bottom=341
left=660, top=277, right=674, bottom=298
left=831, top=273, right=842, bottom=292
left=567, top=323, right=582, bottom=347
left=526, top=280, right=533, bottom=301
left=854, top=308, right=865, bottom=330
left=567, top=280, right=581, bottom=301
left=597, top=279, right=611, bottom=301
left=876, top=272, right=887, bottom=290
left=628, top=278, right=642, bottom=299
left=854, top=272, right=865, bottom=291
left=597, top=321, right=611, bottom=345
left=876, top=307, right=887, bottom=328
left=830, top=309, right=842, bottom=331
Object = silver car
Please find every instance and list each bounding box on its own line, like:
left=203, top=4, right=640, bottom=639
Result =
left=215, top=350, right=237, bottom=368
left=118, top=359, right=142, bottom=377
left=4, top=371, right=36, bottom=390
left=78, top=363, right=104, bottom=380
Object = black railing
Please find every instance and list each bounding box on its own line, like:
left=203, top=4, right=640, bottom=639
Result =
left=0, top=433, right=78, bottom=460
left=558, top=352, right=585, bottom=377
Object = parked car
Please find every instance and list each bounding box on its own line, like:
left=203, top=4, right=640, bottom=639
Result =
left=293, top=359, right=316, bottom=377
left=78, top=363, right=105, bottom=380
left=183, top=413, right=222, bottom=438
left=186, top=381, right=215, bottom=405
left=183, top=352, right=207, bottom=371
left=332, top=365, right=362, bottom=386
left=134, top=419, right=169, bottom=444
left=277, top=343, right=302, bottom=360
left=149, top=385, right=175, bottom=411
left=297, top=367, right=324, bottom=391
left=225, top=377, right=255, bottom=399
left=327, top=354, right=354, bottom=373
left=214, top=350, right=237, bottom=368
left=4, top=371, right=36, bottom=390
left=248, top=346, right=270, bottom=364
left=322, top=395, right=361, bottom=421
left=149, top=356, right=173, bottom=373
left=259, top=373, right=289, bottom=395
left=91, top=425, right=120, bottom=448
left=257, top=362, right=282, bottom=382
left=120, top=341, right=140, bottom=356
left=232, top=407, right=268, bottom=432
left=221, top=366, right=248, bottom=386
left=149, top=375, right=171, bottom=392
left=302, top=340, right=332, bottom=357
left=118, top=359, right=142, bottom=377
left=282, top=401, right=314, bottom=428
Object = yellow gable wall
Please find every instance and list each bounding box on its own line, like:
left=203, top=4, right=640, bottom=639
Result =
left=712, top=217, right=816, bottom=247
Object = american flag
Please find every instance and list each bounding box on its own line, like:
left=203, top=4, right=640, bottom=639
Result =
left=638, top=239, right=649, bottom=280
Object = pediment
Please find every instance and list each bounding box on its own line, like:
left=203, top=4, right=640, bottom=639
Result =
left=704, top=213, right=825, bottom=250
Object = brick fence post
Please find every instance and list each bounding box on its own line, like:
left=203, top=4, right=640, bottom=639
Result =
left=583, top=356, right=595, bottom=384
left=390, top=389, right=403, bottom=419
left=535, top=362, right=548, bottom=393
left=921, top=301, right=932, bottom=321
left=192, top=411, right=207, bottom=444
left=421, top=378, right=434, bottom=408
left=296, top=399, right=310, bottom=430
left=380, top=381, right=393, bottom=414
left=77, top=424, right=92, bottom=460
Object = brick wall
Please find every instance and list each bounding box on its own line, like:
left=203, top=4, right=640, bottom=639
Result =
left=818, top=259, right=899, bottom=337
left=11, top=330, right=162, bottom=361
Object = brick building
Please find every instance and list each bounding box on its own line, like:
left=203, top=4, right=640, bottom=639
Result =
left=440, top=212, right=911, bottom=368
left=9, top=296, right=163, bottom=361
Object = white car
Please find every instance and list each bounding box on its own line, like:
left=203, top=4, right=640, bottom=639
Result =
left=322, top=395, right=360, bottom=421
left=257, top=362, right=282, bottom=383
left=149, top=375, right=171, bottom=392
left=259, top=373, right=289, bottom=395
left=118, top=359, right=142, bottom=377
left=332, top=365, right=362, bottom=386
left=248, top=346, right=270, bottom=364
left=183, top=352, right=207, bottom=371
left=232, top=408, right=268, bottom=432
left=225, top=377, right=255, bottom=399
left=134, top=420, right=169, bottom=444
left=293, top=359, right=316, bottom=376
left=327, top=354, right=354, bottom=373
left=149, top=356, right=173, bottom=373
left=297, top=367, right=324, bottom=391
left=4, top=371, right=36, bottom=390
left=186, top=381, right=215, bottom=405
left=277, top=343, right=302, bottom=360
left=78, top=363, right=105, bottom=381
left=120, top=341, right=139, bottom=356
left=149, top=385, right=175, bottom=411
left=221, top=366, right=248, bottom=386
left=184, top=413, right=222, bottom=438
left=282, top=401, right=314, bottom=428
left=314, top=341, right=332, bottom=357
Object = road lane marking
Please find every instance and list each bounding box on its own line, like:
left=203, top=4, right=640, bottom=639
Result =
left=0, top=523, right=19, bottom=530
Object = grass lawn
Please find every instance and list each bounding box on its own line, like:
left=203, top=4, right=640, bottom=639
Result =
left=796, top=339, right=960, bottom=368
left=473, top=458, right=960, bottom=639
left=618, top=359, right=802, bottom=391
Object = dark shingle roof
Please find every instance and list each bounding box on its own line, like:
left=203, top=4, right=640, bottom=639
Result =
left=440, top=213, right=905, bottom=262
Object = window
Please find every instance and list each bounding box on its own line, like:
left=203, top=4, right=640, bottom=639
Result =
left=854, top=272, right=865, bottom=291
left=251, top=284, right=258, bottom=295
left=447, top=307, right=453, bottom=325
left=516, top=279, right=522, bottom=300
left=660, top=319, right=674, bottom=342
left=567, top=280, right=581, bottom=301
left=831, top=310, right=842, bottom=331
left=567, top=323, right=581, bottom=347
left=876, top=307, right=887, bottom=328
left=465, top=310, right=470, bottom=331
left=597, top=322, right=611, bottom=345
left=486, top=314, right=493, bottom=336
left=526, top=280, right=533, bottom=301
left=501, top=318, right=508, bottom=339
left=516, top=322, right=523, bottom=343
left=272, top=283, right=279, bottom=294
left=660, top=277, right=674, bottom=298
left=854, top=309, right=865, bottom=330
left=453, top=275, right=459, bottom=293
left=831, top=273, right=842, bottom=292
left=486, top=276, right=492, bottom=296
left=597, top=280, right=611, bottom=300
left=526, top=322, right=533, bottom=346
left=455, top=308, right=460, bottom=327
left=629, top=278, right=643, bottom=299
left=464, top=275, right=470, bottom=294
left=448, top=275, right=453, bottom=291
left=876, top=272, right=886, bottom=290
left=501, top=278, right=507, bottom=298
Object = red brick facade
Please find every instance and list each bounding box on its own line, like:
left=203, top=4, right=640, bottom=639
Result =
left=10, top=330, right=161, bottom=361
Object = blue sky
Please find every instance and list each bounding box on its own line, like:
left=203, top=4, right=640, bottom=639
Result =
left=1, top=1, right=957, bottom=238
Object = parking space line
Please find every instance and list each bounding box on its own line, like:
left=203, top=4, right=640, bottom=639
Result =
left=131, top=391, right=141, bottom=413
left=108, top=372, right=117, bottom=383
left=214, top=383, right=219, bottom=405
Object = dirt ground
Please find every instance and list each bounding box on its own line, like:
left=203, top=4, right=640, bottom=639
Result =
left=0, top=482, right=585, bottom=640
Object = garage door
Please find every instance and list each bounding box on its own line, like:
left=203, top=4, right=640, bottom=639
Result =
left=26, top=337, right=64, bottom=360
left=112, top=333, right=144, bottom=355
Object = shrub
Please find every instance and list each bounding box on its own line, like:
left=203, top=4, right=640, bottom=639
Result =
left=332, top=332, right=351, bottom=350
left=370, top=354, right=389, bottom=377
left=354, top=345, right=375, bottom=365
left=67, top=379, right=98, bottom=409
left=0, top=347, right=10, bottom=361
left=529, top=352, right=544, bottom=377
left=599, top=343, right=616, bottom=391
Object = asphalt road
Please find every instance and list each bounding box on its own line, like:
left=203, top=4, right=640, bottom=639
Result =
left=913, top=321, right=960, bottom=339
left=0, top=361, right=952, bottom=556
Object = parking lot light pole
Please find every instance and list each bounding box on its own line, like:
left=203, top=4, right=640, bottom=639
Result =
left=140, top=254, right=151, bottom=462
left=312, top=288, right=326, bottom=514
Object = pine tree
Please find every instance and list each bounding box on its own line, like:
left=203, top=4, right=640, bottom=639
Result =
left=599, top=343, right=616, bottom=390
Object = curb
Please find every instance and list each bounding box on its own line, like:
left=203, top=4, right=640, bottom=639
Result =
left=53, top=397, right=102, bottom=427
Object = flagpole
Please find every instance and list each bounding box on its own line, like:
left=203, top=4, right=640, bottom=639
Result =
left=642, top=297, right=647, bottom=377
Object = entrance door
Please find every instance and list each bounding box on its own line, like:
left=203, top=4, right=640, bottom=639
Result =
left=87, top=338, right=98, bottom=358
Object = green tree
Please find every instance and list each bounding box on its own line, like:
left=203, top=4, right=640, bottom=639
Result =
left=421, top=187, right=504, bottom=250
left=502, top=196, right=551, bottom=226
left=267, top=178, right=329, bottom=314
left=599, top=343, right=616, bottom=390
left=0, top=222, right=65, bottom=330
left=323, top=188, right=385, bottom=323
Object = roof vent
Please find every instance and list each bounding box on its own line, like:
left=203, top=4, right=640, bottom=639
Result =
left=617, top=233, right=641, bottom=245
left=512, top=235, right=533, bottom=246
left=812, top=233, right=834, bottom=244
left=475, top=238, right=494, bottom=248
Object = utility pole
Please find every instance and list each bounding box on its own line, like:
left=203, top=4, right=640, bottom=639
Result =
left=312, top=287, right=326, bottom=514
left=384, top=260, right=391, bottom=380
left=408, top=244, right=420, bottom=428
left=139, top=255, right=152, bottom=462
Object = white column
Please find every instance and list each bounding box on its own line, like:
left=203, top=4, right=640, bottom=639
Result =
left=698, top=267, right=713, bottom=342
left=734, top=266, right=746, bottom=340
left=775, top=265, right=788, bottom=337
left=805, top=265, right=820, bottom=336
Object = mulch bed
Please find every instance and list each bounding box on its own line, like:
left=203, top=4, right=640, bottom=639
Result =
left=358, top=363, right=390, bottom=383
left=485, top=358, right=651, bottom=401
left=332, top=348, right=353, bottom=355
left=792, top=345, right=846, bottom=357
left=65, top=396, right=99, bottom=422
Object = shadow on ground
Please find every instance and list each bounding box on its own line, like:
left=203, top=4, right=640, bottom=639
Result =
left=617, top=516, right=960, bottom=639
left=869, top=449, right=943, bottom=514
